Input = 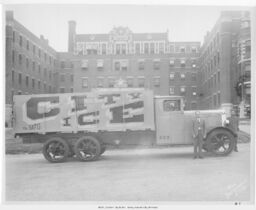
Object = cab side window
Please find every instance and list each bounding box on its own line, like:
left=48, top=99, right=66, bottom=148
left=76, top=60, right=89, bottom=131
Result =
left=163, top=100, right=181, bottom=112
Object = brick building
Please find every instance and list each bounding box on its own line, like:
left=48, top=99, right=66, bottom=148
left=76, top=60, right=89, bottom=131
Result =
left=198, top=11, right=251, bottom=116
left=5, top=10, right=251, bottom=114
left=68, top=22, right=200, bottom=110
left=5, top=11, right=60, bottom=105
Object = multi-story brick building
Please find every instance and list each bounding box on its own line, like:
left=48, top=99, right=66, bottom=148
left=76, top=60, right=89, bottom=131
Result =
left=68, top=22, right=200, bottom=110
left=236, top=11, right=251, bottom=117
left=198, top=11, right=251, bottom=116
left=5, top=11, right=59, bottom=104
left=5, top=10, right=251, bottom=115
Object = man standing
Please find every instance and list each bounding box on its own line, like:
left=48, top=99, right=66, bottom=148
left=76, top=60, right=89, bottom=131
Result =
left=226, top=109, right=239, bottom=152
left=192, top=111, right=206, bottom=159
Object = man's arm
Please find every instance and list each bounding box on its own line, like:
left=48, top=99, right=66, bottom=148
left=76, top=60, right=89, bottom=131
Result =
left=192, top=120, right=196, bottom=138
left=203, top=120, right=207, bottom=138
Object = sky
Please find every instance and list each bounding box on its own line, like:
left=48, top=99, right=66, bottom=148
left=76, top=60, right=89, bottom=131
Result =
left=4, top=4, right=251, bottom=52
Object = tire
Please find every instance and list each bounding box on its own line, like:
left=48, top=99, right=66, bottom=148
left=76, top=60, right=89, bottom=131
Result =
left=205, top=128, right=235, bottom=156
left=42, top=137, right=69, bottom=163
left=74, top=136, right=101, bottom=161
left=100, top=145, right=106, bottom=155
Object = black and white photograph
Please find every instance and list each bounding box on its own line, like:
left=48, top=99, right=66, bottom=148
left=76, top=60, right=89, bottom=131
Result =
left=3, top=1, right=255, bottom=208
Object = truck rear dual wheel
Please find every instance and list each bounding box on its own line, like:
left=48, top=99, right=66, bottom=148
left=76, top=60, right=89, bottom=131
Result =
left=74, top=136, right=101, bottom=161
left=206, top=128, right=235, bottom=156
left=42, top=137, right=70, bottom=163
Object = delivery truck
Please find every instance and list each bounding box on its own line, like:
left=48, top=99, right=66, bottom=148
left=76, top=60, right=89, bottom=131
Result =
left=13, top=88, right=236, bottom=163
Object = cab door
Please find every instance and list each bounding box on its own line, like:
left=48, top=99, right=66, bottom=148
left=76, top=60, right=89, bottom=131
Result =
left=155, top=97, right=185, bottom=145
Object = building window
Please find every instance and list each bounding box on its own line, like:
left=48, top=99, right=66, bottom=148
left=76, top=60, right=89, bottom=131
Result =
left=159, top=43, right=164, bottom=54
left=116, top=44, right=121, bottom=55
left=60, top=74, right=65, bottom=82
left=115, top=61, right=120, bottom=71
left=38, top=49, right=41, bottom=58
left=38, top=65, right=41, bottom=74
left=70, top=87, right=74, bottom=93
left=180, top=59, right=186, bottom=67
left=214, top=94, right=217, bottom=107
left=26, top=40, right=29, bottom=50
left=26, top=76, right=29, bottom=87
left=192, top=86, right=197, bottom=96
left=12, top=71, right=15, bottom=84
left=121, top=44, right=126, bottom=55
left=180, top=73, right=185, bottom=80
left=169, top=87, right=175, bottom=95
left=38, top=81, right=41, bottom=90
left=217, top=92, right=221, bottom=105
left=61, top=61, right=65, bottom=68
left=32, top=78, right=35, bottom=88
left=191, top=73, right=196, bottom=81
left=180, top=47, right=185, bottom=53
left=144, top=43, right=149, bottom=54
left=32, top=62, right=35, bottom=71
left=153, top=77, right=160, bottom=87
left=33, top=45, right=36, bottom=54
left=191, top=47, right=197, bottom=53
left=102, top=44, right=107, bottom=54
left=169, top=73, right=175, bottom=81
left=12, top=50, right=15, bottom=64
left=153, top=60, right=160, bottom=70
left=13, top=31, right=15, bottom=42
left=127, top=78, right=133, bottom=87
left=169, top=45, right=174, bottom=53
left=19, top=54, right=22, bottom=65
left=44, top=68, right=47, bottom=78
left=180, top=86, right=186, bottom=95
left=121, top=60, right=128, bottom=71
left=217, top=71, right=220, bottom=84
left=82, top=78, right=88, bottom=88
left=245, top=40, right=251, bottom=59
left=97, top=59, right=104, bottom=70
left=26, top=58, right=29, bottom=68
left=138, top=77, right=145, bottom=87
left=97, top=78, right=104, bottom=88
left=70, top=74, right=74, bottom=82
left=44, top=53, right=47, bottom=62
left=138, top=60, right=144, bottom=70
left=44, top=83, right=47, bottom=92
left=135, top=43, right=140, bottom=54
left=49, top=71, right=52, bottom=80
left=108, top=78, right=115, bottom=88
left=169, top=59, right=175, bottom=67
left=19, top=35, right=22, bottom=47
left=150, top=43, right=155, bottom=54
left=60, top=87, right=65, bottom=93
left=191, top=102, right=197, bottom=110
left=18, top=73, right=22, bottom=85
left=81, top=60, right=88, bottom=69
left=49, top=86, right=52, bottom=93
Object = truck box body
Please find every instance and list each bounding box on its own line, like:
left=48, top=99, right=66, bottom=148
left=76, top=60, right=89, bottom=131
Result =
left=14, top=88, right=155, bottom=135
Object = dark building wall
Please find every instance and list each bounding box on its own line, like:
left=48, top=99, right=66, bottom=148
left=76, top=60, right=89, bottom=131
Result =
left=5, top=11, right=58, bottom=104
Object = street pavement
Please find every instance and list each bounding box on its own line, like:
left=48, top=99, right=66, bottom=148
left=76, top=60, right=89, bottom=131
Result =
left=5, top=143, right=251, bottom=202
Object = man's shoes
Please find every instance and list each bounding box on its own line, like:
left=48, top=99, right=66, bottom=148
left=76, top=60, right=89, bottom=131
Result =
left=234, top=148, right=238, bottom=152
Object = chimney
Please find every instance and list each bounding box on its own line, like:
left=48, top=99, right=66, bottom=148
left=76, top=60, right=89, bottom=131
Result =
left=68, top=20, right=76, bottom=52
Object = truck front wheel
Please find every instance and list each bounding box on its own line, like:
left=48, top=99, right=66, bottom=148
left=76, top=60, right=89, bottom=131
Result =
left=42, top=137, right=70, bottom=163
left=74, top=136, right=101, bottom=161
left=206, top=128, right=235, bottom=156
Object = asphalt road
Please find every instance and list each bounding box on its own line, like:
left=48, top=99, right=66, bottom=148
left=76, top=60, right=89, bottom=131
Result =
left=5, top=143, right=251, bottom=202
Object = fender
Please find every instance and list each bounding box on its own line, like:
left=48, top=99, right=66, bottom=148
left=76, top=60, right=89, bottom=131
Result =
left=205, top=126, right=237, bottom=139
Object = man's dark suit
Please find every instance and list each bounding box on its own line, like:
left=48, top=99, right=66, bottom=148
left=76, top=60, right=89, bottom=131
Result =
left=192, top=117, right=206, bottom=158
